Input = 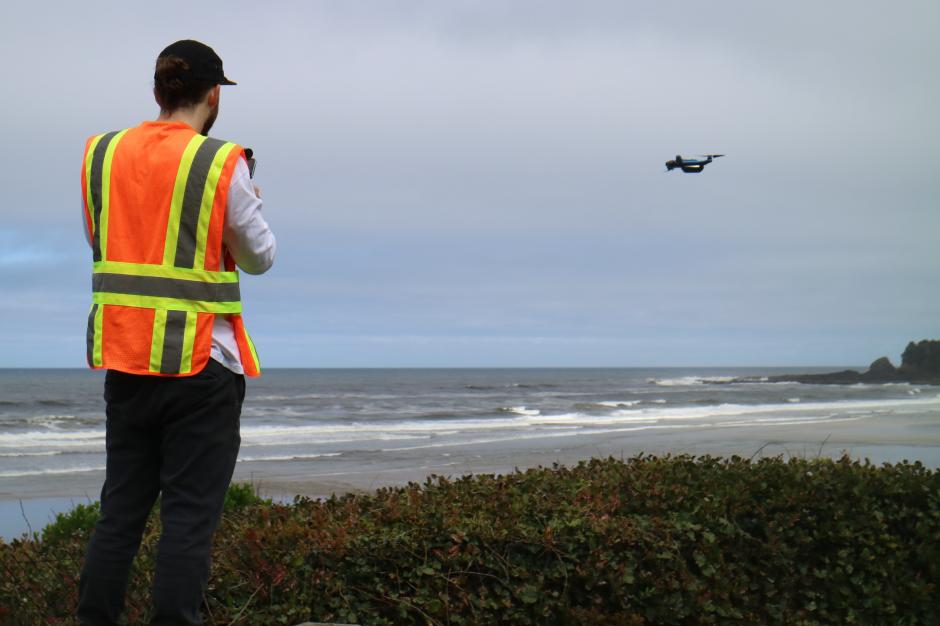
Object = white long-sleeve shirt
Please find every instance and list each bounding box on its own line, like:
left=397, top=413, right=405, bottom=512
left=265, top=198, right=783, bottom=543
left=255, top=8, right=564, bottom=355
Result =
left=83, top=155, right=276, bottom=374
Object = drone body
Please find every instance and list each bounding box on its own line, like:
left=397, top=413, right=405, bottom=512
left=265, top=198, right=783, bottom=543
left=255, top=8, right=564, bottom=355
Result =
left=665, top=154, right=724, bottom=173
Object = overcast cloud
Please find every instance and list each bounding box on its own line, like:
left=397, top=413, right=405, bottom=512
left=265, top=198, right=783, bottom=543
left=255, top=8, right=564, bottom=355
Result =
left=1, top=0, right=937, bottom=367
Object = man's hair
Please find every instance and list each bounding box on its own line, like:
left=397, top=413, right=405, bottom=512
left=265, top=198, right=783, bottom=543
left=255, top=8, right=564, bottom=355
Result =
left=153, top=56, right=216, bottom=112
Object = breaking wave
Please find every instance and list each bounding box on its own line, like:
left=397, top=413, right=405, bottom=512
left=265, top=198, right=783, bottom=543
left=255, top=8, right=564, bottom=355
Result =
left=498, top=406, right=541, bottom=416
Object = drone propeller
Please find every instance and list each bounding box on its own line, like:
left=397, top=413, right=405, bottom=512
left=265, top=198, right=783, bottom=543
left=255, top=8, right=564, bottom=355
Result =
left=705, top=154, right=725, bottom=158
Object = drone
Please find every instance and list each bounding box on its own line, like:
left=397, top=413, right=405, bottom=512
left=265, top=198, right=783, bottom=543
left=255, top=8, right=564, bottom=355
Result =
left=665, top=154, right=724, bottom=173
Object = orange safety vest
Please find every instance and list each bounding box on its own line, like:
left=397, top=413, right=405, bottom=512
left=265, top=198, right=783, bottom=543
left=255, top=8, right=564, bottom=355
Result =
left=82, top=121, right=261, bottom=377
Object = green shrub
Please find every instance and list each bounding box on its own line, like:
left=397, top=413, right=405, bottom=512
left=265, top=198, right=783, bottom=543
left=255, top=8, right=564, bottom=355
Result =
left=40, top=501, right=100, bottom=545
left=223, top=481, right=272, bottom=511
left=2, top=455, right=938, bottom=625
left=29, top=482, right=265, bottom=548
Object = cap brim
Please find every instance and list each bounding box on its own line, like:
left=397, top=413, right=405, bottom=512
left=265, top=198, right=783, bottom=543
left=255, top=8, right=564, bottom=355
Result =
left=220, top=77, right=237, bottom=86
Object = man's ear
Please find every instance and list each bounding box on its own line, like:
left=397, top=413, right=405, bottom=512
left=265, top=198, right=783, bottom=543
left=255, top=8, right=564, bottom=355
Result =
left=207, top=85, right=221, bottom=107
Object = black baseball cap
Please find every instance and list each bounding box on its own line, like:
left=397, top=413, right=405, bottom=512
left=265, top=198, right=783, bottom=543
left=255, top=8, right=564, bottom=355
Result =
left=156, top=39, right=236, bottom=85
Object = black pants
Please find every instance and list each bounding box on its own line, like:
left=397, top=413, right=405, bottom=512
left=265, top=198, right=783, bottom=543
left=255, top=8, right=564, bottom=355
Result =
left=77, top=359, right=244, bottom=626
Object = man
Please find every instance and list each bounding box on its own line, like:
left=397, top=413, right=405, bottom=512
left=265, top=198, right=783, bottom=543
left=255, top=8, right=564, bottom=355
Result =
left=77, top=40, right=275, bottom=625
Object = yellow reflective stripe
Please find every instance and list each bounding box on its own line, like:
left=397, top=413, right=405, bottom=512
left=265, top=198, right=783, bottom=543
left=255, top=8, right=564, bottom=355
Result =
left=163, top=135, right=207, bottom=265
left=92, top=304, right=104, bottom=367
left=92, top=292, right=242, bottom=314
left=193, top=142, right=237, bottom=269
left=149, top=309, right=168, bottom=373
left=98, top=129, right=129, bottom=262
left=179, top=312, right=198, bottom=374
left=86, top=304, right=97, bottom=366
left=93, top=261, right=239, bottom=284
left=84, top=134, right=105, bottom=238
left=245, top=329, right=261, bottom=373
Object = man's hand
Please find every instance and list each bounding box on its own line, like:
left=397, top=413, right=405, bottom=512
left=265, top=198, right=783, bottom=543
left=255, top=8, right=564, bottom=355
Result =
left=253, top=184, right=262, bottom=199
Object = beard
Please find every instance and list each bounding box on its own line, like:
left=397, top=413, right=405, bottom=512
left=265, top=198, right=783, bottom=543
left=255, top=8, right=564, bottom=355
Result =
left=201, top=103, right=219, bottom=136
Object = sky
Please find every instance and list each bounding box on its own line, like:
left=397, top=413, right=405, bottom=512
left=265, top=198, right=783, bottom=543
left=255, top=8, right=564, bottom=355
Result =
left=0, top=0, right=937, bottom=368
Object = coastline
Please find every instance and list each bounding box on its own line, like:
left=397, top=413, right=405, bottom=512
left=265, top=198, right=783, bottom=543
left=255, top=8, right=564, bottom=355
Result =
left=246, top=409, right=940, bottom=501
left=5, top=409, right=938, bottom=539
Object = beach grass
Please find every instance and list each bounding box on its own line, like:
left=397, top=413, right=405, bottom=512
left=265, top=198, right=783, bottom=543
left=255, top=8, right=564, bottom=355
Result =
left=2, top=454, right=938, bottom=624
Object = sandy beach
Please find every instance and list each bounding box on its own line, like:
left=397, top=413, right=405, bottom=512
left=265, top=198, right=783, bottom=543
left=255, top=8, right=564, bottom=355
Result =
left=3, top=366, right=939, bottom=539
left=5, top=410, right=939, bottom=503
left=3, top=409, right=939, bottom=540
left=242, top=409, right=940, bottom=500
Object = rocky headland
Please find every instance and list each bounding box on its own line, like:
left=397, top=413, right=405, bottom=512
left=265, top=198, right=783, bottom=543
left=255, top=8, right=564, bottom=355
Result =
left=730, top=339, right=940, bottom=385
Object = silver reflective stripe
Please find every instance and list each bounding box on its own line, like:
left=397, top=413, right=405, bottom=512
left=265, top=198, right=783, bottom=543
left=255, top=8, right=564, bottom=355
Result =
left=92, top=273, right=240, bottom=303
left=90, top=131, right=119, bottom=263
left=86, top=304, right=98, bottom=366
left=175, top=138, right=226, bottom=269
left=160, top=310, right=188, bottom=375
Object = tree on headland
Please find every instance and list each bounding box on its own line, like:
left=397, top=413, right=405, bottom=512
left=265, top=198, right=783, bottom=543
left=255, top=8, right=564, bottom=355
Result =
left=900, top=339, right=940, bottom=376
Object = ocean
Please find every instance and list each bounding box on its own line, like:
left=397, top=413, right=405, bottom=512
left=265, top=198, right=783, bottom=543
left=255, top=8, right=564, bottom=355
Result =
left=2, top=367, right=939, bottom=538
